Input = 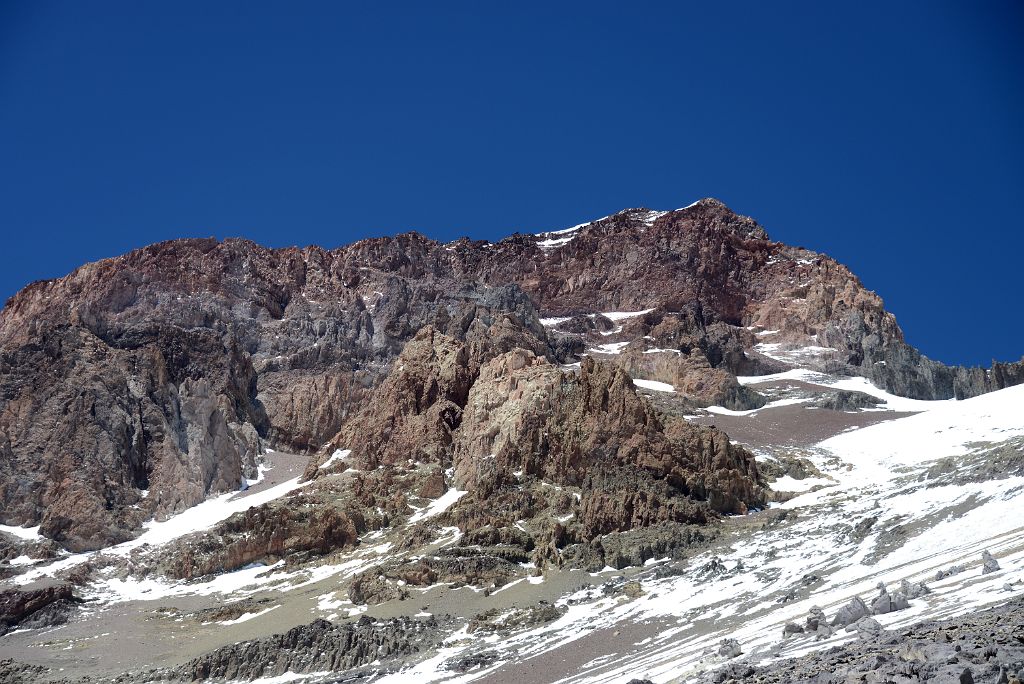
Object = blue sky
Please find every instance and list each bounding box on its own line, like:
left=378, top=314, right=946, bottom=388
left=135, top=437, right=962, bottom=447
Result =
left=1, top=1, right=1021, bottom=366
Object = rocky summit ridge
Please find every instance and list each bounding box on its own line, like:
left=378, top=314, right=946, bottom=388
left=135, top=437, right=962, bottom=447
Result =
left=0, top=199, right=1021, bottom=683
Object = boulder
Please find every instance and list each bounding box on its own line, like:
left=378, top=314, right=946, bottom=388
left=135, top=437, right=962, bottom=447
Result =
left=871, top=582, right=910, bottom=615
left=782, top=622, right=805, bottom=638
left=717, top=638, right=742, bottom=658
left=832, top=596, right=870, bottom=627
left=900, top=578, right=929, bottom=599
left=849, top=616, right=883, bottom=639
left=982, top=550, right=1001, bottom=574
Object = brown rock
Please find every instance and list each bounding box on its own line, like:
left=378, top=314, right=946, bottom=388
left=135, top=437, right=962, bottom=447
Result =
left=0, top=585, right=74, bottom=631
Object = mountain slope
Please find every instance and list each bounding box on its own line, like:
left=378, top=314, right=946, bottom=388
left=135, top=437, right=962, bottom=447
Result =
left=0, top=199, right=1021, bottom=683
left=1, top=199, right=1020, bottom=551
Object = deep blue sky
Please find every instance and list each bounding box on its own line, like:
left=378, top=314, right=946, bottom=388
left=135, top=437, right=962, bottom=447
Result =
left=2, top=2, right=1022, bottom=366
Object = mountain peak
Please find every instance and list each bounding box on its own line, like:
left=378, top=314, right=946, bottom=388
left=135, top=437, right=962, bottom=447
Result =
left=534, top=198, right=768, bottom=245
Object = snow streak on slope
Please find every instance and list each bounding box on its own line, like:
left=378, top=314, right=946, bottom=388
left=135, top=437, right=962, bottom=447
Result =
left=535, top=217, right=605, bottom=248
left=737, top=368, right=954, bottom=412
left=13, top=452, right=310, bottom=594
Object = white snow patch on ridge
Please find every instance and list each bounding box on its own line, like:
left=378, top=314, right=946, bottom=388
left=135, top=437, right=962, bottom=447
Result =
left=408, top=488, right=467, bottom=524
left=632, top=379, right=675, bottom=393
left=754, top=342, right=838, bottom=365
left=536, top=234, right=576, bottom=248
left=639, top=210, right=667, bottom=225
left=0, top=524, right=43, bottom=541
left=15, top=468, right=310, bottom=588
left=705, top=396, right=808, bottom=416
left=534, top=215, right=607, bottom=248
left=601, top=309, right=655, bottom=322
left=319, top=448, right=350, bottom=470
left=538, top=308, right=654, bottom=331
left=215, top=605, right=279, bottom=626
left=589, top=341, right=630, bottom=355
left=123, top=475, right=309, bottom=552
left=820, top=382, right=1024, bottom=470
left=737, top=368, right=957, bottom=413
left=771, top=475, right=833, bottom=493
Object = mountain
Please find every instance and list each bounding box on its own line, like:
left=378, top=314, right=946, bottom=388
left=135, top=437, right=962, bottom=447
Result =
left=0, top=199, right=1021, bottom=683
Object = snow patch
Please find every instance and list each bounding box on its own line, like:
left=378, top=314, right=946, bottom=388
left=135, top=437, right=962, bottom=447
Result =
left=319, top=449, right=351, bottom=471
left=0, top=525, right=43, bottom=541
left=408, top=488, right=468, bottom=524
left=632, top=379, right=675, bottom=393
left=600, top=309, right=655, bottom=322
left=216, top=605, right=278, bottom=626
left=589, top=341, right=631, bottom=355
left=705, top=396, right=808, bottom=416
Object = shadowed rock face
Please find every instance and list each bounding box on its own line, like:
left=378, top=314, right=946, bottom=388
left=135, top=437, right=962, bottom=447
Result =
left=0, top=323, right=264, bottom=551
left=0, top=199, right=1019, bottom=550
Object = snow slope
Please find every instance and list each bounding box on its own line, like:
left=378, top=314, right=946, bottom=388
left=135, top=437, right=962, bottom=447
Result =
left=385, top=382, right=1024, bottom=683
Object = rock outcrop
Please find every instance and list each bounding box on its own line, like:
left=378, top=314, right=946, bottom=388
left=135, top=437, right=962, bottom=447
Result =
left=304, top=328, right=763, bottom=589
left=452, top=351, right=763, bottom=538
left=0, top=584, right=78, bottom=635
left=169, top=615, right=446, bottom=682
left=160, top=494, right=366, bottom=579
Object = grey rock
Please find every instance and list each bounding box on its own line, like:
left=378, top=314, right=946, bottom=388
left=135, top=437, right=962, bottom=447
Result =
left=936, top=564, right=966, bottom=580
left=0, top=660, right=49, bottom=684
left=561, top=522, right=718, bottom=572
left=871, top=583, right=910, bottom=614
left=783, top=622, right=805, bottom=637
left=15, top=598, right=78, bottom=630
left=0, top=585, right=79, bottom=634
left=717, top=638, right=742, bottom=658
left=849, top=616, right=883, bottom=639
left=982, top=549, right=1001, bottom=574
left=832, top=596, right=870, bottom=627
left=168, top=615, right=447, bottom=681
left=899, top=578, right=929, bottom=599
left=812, top=390, right=882, bottom=411
left=700, top=594, right=1024, bottom=684
left=805, top=605, right=827, bottom=631
left=444, top=650, right=500, bottom=673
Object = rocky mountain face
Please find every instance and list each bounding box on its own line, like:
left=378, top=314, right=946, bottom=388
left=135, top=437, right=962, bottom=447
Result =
left=0, top=198, right=1020, bottom=553
left=289, top=328, right=761, bottom=587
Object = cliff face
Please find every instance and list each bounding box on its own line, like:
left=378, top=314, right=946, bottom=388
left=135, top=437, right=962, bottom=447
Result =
left=0, top=199, right=1019, bottom=550
left=0, top=238, right=548, bottom=550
